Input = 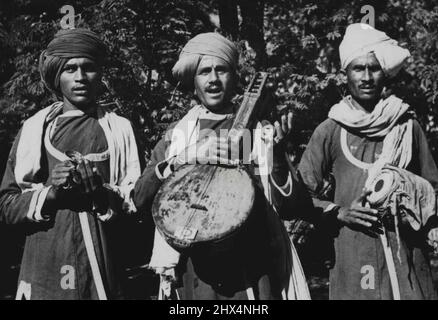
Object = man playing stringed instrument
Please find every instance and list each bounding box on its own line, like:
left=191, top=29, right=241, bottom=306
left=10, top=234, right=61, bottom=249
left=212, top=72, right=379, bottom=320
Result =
left=134, top=32, right=311, bottom=300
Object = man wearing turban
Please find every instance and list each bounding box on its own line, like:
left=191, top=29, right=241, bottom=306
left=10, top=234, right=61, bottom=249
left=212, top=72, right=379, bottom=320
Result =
left=298, top=23, right=438, bottom=299
left=0, top=28, right=140, bottom=299
left=133, top=32, right=311, bottom=300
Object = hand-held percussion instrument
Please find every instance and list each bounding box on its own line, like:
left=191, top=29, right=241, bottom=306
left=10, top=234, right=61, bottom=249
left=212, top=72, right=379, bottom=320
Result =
left=367, top=169, right=397, bottom=207
left=64, top=150, right=111, bottom=215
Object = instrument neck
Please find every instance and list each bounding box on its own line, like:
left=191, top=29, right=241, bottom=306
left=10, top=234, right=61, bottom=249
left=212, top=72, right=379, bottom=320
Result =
left=228, top=94, right=260, bottom=141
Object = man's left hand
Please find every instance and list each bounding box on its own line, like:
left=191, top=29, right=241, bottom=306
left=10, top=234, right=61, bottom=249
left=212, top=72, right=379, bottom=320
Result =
left=261, top=111, right=294, bottom=151
left=75, top=159, right=102, bottom=194
left=274, top=111, right=294, bottom=147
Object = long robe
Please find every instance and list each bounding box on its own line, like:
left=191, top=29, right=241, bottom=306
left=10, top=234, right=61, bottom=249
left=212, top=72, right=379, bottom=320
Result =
left=298, top=117, right=438, bottom=300
left=134, top=115, right=308, bottom=300
left=0, top=108, right=133, bottom=300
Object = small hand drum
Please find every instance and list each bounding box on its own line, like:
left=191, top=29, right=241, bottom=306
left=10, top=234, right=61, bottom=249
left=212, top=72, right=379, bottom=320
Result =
left=367, top=170, right=395, bottom=206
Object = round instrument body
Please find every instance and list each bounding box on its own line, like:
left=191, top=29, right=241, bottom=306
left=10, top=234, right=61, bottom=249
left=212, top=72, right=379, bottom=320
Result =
left=152, top=164, right=256, bottom=251
left=367, top=170, right=395, bottom=206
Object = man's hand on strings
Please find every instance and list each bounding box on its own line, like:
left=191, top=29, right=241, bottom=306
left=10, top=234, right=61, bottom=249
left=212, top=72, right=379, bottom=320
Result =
left=172, top=135, right=242, bottom=169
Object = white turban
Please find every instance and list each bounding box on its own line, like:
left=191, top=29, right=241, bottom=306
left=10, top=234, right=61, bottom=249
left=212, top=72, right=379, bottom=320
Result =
left=339, top=23, right=411, bottom=78
left=172, top=32, right=239, bottom=88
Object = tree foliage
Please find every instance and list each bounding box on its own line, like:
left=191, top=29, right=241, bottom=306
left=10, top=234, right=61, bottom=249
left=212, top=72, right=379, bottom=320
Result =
left=1, top=0, right=438, bottom=167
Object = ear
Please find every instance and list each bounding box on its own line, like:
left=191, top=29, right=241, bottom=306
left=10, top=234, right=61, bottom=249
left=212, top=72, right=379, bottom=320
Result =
left=340, top=68, right=347, bottom=77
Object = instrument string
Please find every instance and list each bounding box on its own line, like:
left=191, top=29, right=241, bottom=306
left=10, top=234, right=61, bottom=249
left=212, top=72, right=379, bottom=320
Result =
left=181, top=73, right=267, bottom=234
left=182, top=165, right=219, bottom=232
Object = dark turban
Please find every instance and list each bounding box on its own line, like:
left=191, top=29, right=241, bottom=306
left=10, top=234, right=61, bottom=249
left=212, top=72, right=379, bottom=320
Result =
left=39, top=28, right=107, bottom=95
left=172, top=32, right=239, bottom=88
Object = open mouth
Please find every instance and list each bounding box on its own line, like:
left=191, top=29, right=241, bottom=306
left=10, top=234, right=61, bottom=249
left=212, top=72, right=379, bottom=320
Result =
left=205, top=86, right=222, bottom=95
left=360, top=86, right=375, bottom=93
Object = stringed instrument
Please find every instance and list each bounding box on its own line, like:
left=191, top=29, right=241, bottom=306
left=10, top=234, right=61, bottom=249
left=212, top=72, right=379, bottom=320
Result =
left=152, top=72, right=271, bottom=251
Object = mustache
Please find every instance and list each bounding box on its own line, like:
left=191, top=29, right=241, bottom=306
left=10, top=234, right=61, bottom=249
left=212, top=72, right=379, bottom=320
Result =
left=205, top=84, right=223, bottom=91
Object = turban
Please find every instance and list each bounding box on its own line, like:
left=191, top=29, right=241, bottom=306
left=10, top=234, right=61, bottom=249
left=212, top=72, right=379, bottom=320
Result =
left=39, top=28, right=107, bottom=95
left=172, top=32, right=239, bottom=88
left=339, top=23, right=410, bottom=78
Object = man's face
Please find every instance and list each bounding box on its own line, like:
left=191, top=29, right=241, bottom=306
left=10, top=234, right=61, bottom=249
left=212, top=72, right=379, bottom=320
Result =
left=59, top=57, right=101, bottom=110
left=346, top=52, right=386, bottom=110
left=194, top=55, right=235, bottom=112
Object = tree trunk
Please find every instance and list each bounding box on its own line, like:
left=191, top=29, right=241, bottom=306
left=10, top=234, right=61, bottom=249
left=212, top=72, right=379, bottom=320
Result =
left=239, top=0, right=267, bottom=67
left=217, top=0, right=239, bottom=40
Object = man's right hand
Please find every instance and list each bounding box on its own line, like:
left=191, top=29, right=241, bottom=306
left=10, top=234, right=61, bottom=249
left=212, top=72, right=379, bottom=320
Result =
left=47, top=159, right=102, bottom=209
left=171, top=135, right=241, bottom=171
left=42, top=161, right=77, bottom=216
left=337, top=190, right=384, bottom=238
left=51, top=160, right=76, bottom=192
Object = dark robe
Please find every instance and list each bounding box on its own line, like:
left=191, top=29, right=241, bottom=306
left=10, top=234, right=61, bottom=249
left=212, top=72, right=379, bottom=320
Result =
left=298, top=117, right=438, bottom=300
left=0, top=110, right=125, bottom=299
left=134, top=115, right=307, bottom=300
